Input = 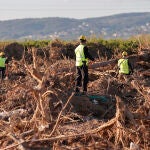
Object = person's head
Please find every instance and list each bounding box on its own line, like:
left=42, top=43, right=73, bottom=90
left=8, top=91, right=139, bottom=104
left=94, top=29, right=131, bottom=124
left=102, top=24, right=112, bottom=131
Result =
left=79, top=35, right=86, bottom=43
left=0, top=52, right=5, bottom=57
left=122, top=51, right=128, bottom=57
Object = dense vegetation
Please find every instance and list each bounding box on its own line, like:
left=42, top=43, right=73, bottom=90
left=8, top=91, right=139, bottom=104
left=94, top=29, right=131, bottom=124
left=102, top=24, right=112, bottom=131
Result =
left=1, top=35, right=149, bottom=59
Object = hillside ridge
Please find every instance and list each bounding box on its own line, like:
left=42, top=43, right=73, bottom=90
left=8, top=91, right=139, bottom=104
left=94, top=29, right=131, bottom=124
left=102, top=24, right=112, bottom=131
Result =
left=0, top=12, right=150, bottom=40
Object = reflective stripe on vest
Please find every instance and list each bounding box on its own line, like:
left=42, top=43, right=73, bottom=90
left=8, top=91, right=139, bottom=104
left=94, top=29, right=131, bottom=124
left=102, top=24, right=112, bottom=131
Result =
left=118, top=58, right=129, bottom=74
left=0, top=57, right=6, bottom=67
left=75, top=44, right=88, bottom=66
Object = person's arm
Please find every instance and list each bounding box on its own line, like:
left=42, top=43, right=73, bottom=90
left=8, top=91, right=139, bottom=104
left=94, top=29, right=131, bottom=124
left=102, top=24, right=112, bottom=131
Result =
left=83, top=46, right=94, bottom=61
left=128, top=60, right=133, bottom=74
left=5, top=58, right=9, bottom=77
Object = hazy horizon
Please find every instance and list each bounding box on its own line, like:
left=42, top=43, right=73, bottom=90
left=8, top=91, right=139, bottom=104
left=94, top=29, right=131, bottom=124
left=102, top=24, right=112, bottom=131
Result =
left=0, top=0, right=150, bottom=21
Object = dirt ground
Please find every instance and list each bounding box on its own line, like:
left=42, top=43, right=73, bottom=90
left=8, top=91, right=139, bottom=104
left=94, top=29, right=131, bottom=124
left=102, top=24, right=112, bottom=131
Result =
left=0, top=47, right=149, bottom=150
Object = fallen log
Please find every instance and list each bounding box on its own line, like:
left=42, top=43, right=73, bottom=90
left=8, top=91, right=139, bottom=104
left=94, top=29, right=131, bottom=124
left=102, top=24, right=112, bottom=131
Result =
left=56, top=52, right=150, bottom=73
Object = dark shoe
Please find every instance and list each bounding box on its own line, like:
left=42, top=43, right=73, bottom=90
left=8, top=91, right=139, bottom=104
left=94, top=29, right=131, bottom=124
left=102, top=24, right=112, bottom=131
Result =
left=75, top=87, right=80, bottom=93
left=81, top=91, right=87, bottom=95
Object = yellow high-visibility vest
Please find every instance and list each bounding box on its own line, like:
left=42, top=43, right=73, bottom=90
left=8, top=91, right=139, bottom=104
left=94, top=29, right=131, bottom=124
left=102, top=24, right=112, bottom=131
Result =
left=75, top=44, right=88, bottom=66
left=118, top=58, right=129, bottom=74
left=0, top=57, right=6, bottom=67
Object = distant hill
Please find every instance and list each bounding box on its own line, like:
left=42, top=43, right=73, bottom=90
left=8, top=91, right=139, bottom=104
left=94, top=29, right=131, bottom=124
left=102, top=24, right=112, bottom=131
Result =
left=0, top=12, right=150, bottom=40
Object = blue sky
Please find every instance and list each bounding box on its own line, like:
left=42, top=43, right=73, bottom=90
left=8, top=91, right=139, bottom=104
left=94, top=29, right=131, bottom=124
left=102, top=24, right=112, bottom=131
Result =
left=0, top=0, right=150, bottom=20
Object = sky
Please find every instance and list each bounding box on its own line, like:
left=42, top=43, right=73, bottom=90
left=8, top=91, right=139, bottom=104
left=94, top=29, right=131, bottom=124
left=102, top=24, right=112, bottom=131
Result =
left=0, top=0, right=150, bottom=20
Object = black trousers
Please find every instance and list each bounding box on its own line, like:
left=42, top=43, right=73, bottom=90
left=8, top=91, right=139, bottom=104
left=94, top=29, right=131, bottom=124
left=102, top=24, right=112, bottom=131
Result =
left=0, top=67, right=6, bottom=79
left=75, top=65, right=88, bottom=92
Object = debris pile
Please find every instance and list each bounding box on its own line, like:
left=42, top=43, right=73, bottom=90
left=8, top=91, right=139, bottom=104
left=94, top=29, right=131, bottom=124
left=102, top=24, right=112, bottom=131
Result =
left=0, top=46, right=149, bottom=149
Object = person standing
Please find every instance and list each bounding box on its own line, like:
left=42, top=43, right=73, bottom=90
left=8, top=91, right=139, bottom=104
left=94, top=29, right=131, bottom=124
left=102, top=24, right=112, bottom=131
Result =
left=75, top=35, right=94, bottom=95
left=0, top=52, right=8, bottom=80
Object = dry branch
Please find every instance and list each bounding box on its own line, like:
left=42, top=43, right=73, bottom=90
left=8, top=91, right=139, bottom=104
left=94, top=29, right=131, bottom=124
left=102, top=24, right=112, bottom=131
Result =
left=49, top=93, right=75, bottom=137
left=24, top=65, right=42, bottom=85
left=31, top=47, right=37, bottom=69
left=131, top=80, right=150, bottom=102
left=30, top=90, right=52, bottom=124
left=7, top=134, right=25, bottom=150
left=11, top=96, right=124, bottom=143
left=20, top=129, right=34, bottom=138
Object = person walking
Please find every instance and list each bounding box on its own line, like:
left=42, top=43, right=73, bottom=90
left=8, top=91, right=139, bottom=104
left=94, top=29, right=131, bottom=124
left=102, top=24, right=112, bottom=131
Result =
left=0, top=52, right=8, bottom=80
left=75, top=35, right=94, bottom=95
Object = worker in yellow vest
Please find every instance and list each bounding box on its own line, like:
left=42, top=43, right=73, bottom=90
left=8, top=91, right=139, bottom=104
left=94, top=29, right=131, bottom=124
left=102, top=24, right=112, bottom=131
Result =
left=75, top=35, right=94, bottom=95
left=0, top=52, right=8, bottom=80
left=117, top=51, right=133, bottom=81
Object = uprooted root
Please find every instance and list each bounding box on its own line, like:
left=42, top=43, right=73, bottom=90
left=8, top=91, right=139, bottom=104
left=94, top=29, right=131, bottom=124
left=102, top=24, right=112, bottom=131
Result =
left=0, top=95, right=149, bottom=150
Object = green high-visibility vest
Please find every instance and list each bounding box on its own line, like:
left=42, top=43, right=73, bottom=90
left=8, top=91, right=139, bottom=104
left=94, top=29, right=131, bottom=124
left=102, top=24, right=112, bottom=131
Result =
left=118, top=58, right=129, bottom=74
left=0, top=57, right=6, bottom=67
left=75, top=44, right=88, bottom=66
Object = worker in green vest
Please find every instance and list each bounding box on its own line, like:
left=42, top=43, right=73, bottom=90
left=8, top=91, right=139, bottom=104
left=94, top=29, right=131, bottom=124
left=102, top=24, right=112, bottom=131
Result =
left=75, top=35, right=94, bottom=95
left=117, top=51, right=133, bottom=81
left=0, top=52, right=8, bottom=80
